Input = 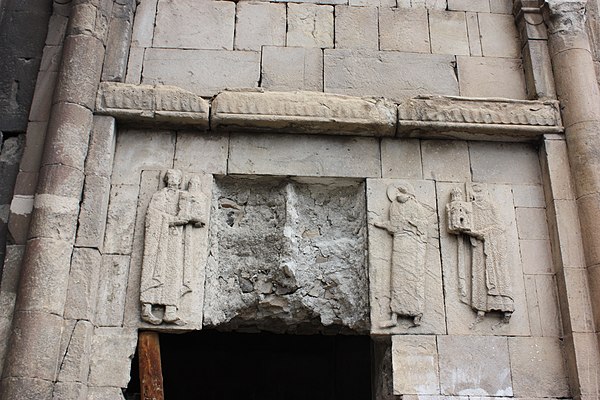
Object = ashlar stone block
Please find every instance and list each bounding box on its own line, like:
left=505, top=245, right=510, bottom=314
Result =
left=95, top=255, right=130, bottom=327
left=103, top=184, right=139, bottom=255
left=520, top=239, right=553, bottom=274
left=512, top=184, right=546, bottom=208
left=173, top=132, right=228, bottom=175
left=88, top=327, right=137, bottom=388
left=261, top=46, right=323, bottom=91
left=516, top=207, right=549, bottom=240
left=228, top=133, right=380, bottom=178
left=64, top=248, right=101, bottom=321
left=448, top=0, right=490, bottom=12
left=391, top=336, right=440, bottom=395
left=381, top=139, right=423, bottom=180
left=75, top=175, right=111, bottom=249
left=457, top=56, right=527, bottom=99
left=379, top=8, right=430, bottom=53
left=438, top=335, right=512, bottom=396
left=324, top=49, right=458, bottom=100
left=437, top=182, right=531, bottom=336
left=334, top=6, right=379, bottom=49
left=287, top=4, right=334, bottom=48
left=367, top=179, right=445, bottom=335
left=478, top=13, right=521, bottom=58
left=509, top=337, right=570, bottom=397
left=421, top=140, right=470, bottom=182
left=429, top=10, right=469, bottom=56
left=466, top=12, right=483, bottom=56
left=234, top=3, right=286, bottom=51
left=469, top=142, right=542, bottom=185
left=143, top=49, right=261, bottom=97
left=153, top=0, right=235, bottom=50
left=490, top=0, right=513, bottom=14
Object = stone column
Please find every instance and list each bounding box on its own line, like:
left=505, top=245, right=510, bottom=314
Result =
left=0, top=0, right=112, bottom=398
left=546, top=0, right=600, bottom=398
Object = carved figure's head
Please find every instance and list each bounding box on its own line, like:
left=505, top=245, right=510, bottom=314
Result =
left=164, top=169, right=182, bottom=188
left=470, top=183, right=487, bottom=202
left=450, top=187, right=463, bottom=202
left=387, top=182, right=415, bottom=204
left=188, top=175, right=202, bottom=192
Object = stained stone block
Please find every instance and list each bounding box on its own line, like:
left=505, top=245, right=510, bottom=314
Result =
left=516, top=207, right=549, bottom=240
left=448, top=0, right=490, bottom=12
left=75, top=175, right=111, bottom=249
left=173, top=132, right=228, bottom=175
left=509, top=337, right=570, bottom=397
left=87, top=387, right=125, bottom=400
left=469, top=142, right=542, bottom=185
left=520, top=239, right=554, bottom=274
left=57, top=320, right=94, bottom=383
left=478, top=13, right=520, bottom=58
left=130, top=0, right=157, bottom=47
left=421, top=140, right=470, bottom=182
left=0, top=377, right=54, bottom=400
left=367, top=179, right=445, bottom=335
left=512, top=184, right=546, bottom=208
left=142, top=49, right=261, bottom=97
left=111, top=130, right=175, bottom=185
left=490, top=0, right=513, bottom=13
left=228, top=133, right=380, bottom=178
left=559, top=267, right=595, bottom=333
left=535, top=274, right=562, bottom=337
left=437, top=183, right=531, bottom=336
left=524, top=275, right=543, bottom=336
left=234, top=3, right=286, bottom=51
left=64, top=248, right=101, bottom=321
left=324, top=49, right=458, bottom=100
left=429, top=10, right=469, bottom=56
left=261, top=46, right=323, bottom=91
left=457, top=56, right=527, bottom=99
left=547, top=199, right=586, bottom=269
left=103, top=184, right=139, bottom=255
left=379, top=8, right=430, bottom=53
left=52, top=382, right=88, bottom=400
left=203, top=176, right=368, bottom=333
left=124, top=46, right=144, bottom=85
left=88, top=327, right=137, bottom=388
left=153, top=0, right=235, bottom=50
left=95, top=255, right=130, bottom=327
left=85, top=116, right=115, bottom=178
left=466, top=12, right=482, bottom=56
left=334, top=6, right=378, bottom=49
left=391, top=336, right=439, bottom=395
left=541, top=138, right=575, bottom=201
left=287, top=4, right=334, bottom=48
left=438, top=335, right=512, bottom=396
left=381, top=139, right=423, bottom=180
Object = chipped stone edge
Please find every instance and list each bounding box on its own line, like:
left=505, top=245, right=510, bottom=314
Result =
left=95, top=83, right=564, bottom=140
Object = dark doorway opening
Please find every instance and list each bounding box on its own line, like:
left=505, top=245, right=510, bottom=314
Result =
left=126, top=330, right=372, bottom=400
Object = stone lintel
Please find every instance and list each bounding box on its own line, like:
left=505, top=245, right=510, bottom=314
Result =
left=96, top=83, right=564, bottom=140
left=211, top=90, right=397, bottom=137
left=398, top=95, right=563, bottom=141
left=95, top=82, right=210, bottom=129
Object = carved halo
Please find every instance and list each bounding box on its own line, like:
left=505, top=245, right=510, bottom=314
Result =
left=386, top=182, right=416, bottom=202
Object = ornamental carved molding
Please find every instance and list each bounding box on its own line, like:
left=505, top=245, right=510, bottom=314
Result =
left=95, top=83, right=564, bottom=140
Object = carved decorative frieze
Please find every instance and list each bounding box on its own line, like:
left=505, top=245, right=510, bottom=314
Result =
left=140, top=170, right=211, bottom=330
left=96, top=82, right=210, bottom=128
left=398, top=96, right=563, bottom=140
left=211, top=90, right=397, bottom=136
left=446, top=183, right=515, bottom=324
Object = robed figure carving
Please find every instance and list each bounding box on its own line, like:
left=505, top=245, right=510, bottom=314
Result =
left=447, top=184, right=514, bottom=323
left=140, top=169, right=206, bottom=325
left=375, top=183, right=429, bottom=327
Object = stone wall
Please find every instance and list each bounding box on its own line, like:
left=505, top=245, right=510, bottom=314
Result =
left=126, top=0, right=526, bottom=100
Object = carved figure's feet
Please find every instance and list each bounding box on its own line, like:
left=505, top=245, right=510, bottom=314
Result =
left=413, top=315, right=422, bottom=327
left=380, top=313, right=398, bottom=328
left=469, top=311, right=485, bottom=330
left=163, top=306, right=185, bottom=325
left=141, top=304, right=162, bottom=325
left=503, top=311, right=512, bottom=324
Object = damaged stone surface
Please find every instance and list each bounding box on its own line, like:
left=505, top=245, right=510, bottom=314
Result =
left=203, top=176, right=369, bottom=333
left=211, top=90, right=396, bottom=136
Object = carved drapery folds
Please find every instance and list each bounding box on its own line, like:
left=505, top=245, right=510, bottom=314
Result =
left=446, top=184, right=515, bottom=324
left=140, top=170, right=211, bottom=329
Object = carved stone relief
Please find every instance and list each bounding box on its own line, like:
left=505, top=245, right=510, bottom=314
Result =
left=446, top=183, right=515, bottom=324
left=367, top=179, right=445, bottom=335
left=139, top=170, right=211, bottom=329
left=374, top=183, right=430, bottom=327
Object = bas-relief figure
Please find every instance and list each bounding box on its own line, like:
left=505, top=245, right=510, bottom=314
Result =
left=375, top=183, right=429, bottom=327
left=446, top=183, right=514, bottom=324
left=140, top=169, right=206, bottom=326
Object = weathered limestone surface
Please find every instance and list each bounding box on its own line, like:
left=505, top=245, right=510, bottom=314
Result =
left=379, top=8, right=430, bottom=53
left=261, top=47, right=323, bottom=92
left=57, top=320, right=94, bottom=383
left=88, top=328, right=137, bottom=388
left=95, top=255, right=130, bottom=327
left=457, top=56, right=527, bottom=99
left=391, top=335, right=439, bottom=395
left=212, top=90, right=396, bottom=136
left=324, top=50, right=459, bottom=100
left=204, top=176, right=368, bottom=333
left=421, top=140, right=471, bottom=182
left=478, top=13, right=520, bottom=58
left=103, top=184, right=139, bottom=255
left=381, top=139, right=423, bottom=180
left=153, top=0, right=235, bottom=50
left=173, top=132, right=228, bottom=175
left=429, top=10, right=469, bottom=56
left=64, top=248, right=101, bottom=321
left=367, top=179, right=445, bottom=335
left=142, top=49, right=261, bottom=97
left=228, top=133, right=381, bottom=177
left=469, top=142, right=543, bottom=184
left=234, top=3, right=286, bottom=51
left=287, top=4, right=333, bottom=48
left=438, top=335, right=512, bottom=396
left=96, top=82, right=210, bottom=127
left=335, top=6, right=379, bottom=49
